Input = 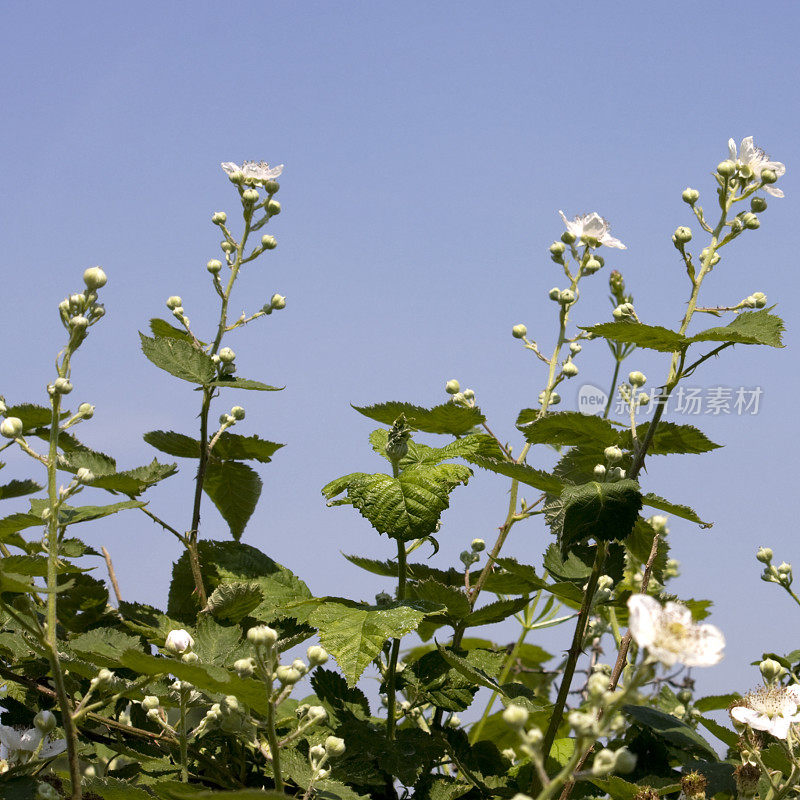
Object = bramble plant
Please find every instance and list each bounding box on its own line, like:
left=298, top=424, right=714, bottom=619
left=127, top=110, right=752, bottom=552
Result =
left=0, top=140, right=796, bottom=800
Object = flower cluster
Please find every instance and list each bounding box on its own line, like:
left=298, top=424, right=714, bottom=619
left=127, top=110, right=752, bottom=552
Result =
left=728, top=137, right=786, bottom=197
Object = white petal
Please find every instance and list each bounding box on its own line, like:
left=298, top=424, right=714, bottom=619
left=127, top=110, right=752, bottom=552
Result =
left=220, top=162, right=240, bottom=175
left=731, top=705, right=762, bottom=726
left=39, top=738, right=68, bottom=758
left=768, top=716, right=791, bottom=739
left=627, top=594, right=660, bottom=647
left=728, top=139, right=737, bottom=160
left=18, top=727, right=43, bottom=751
left=740, top=137, right=756, bottom=161
left=558, top=210, right=579, bottom=236
left=601, top=233, right=627, bottom=249
left=663, top=601, right=693, bottom=627
left=785, top=685, right=800, bottom=703
left=0, top=725, right=22, bottom=751
left=648, top=645, right=679, bottom=667
left=765, top=186, right=785, bottom=198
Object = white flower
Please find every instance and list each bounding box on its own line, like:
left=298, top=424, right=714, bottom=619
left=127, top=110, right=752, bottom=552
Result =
left=164, top=628, right=194, bottom=654
left=0, top=723, right=66, bottom=764
left=730, top=685, right=800, bottom=739
left=558, top=211, right=626, bottom=249
left=627, top=595, right=724, bottom=667
left=221, top=160, right=284, bottom=185
left=728, top=136, right=785, bottom=197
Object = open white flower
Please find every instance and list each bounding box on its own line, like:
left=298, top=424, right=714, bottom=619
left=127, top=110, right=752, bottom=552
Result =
left=627, top=595, right=724, bottom=667
left=0, top=723, right=66, bottom=764
left=730, top=685, right=800, bottom=739
left=728, top=137, right=785, bottom=197
left=221, top=160, right=284, bottom=185
left=558, top=211, right=626, bottom=249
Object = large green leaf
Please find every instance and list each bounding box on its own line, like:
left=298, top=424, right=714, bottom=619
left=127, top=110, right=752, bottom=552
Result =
left=213, top=432, right=284, bottom=463
left=326, top=464, right=471, bottom=542
left=463, top=597, right=529, bottom=627
left=192, top=615, right=247, bottom=666
left=619, top=421, right=721, bottom=455
left=3, top=403, right=68, bottom=431
left=139, top=333, right=216, bottom=384
left=143, top=430, right=200, bottom=458
left=57, top=444, right=117, bottom=476
left=624, top=704, right=719, bottom=760
left=0, top=512, right=42, bottom=540
left=83, top=776, right=154, bottom=800
left=69, top=628, right=145, bottom=669
left=642, top=493, right=712, bottom=527
left=399, top=649, right=479, bottom=712
left=689, top=308, right=785, bottom=348
left=149, top=317, right=195, bottom=342
left=370, top=430, right=505, bottom=467
left=0, top=479, right=42, bottom=500
left=581, top=321, right=689, bottom=352
left=203, top=460, right=262, bottom=540
left=559, top=480, right=642, bottom=554
left=516, top=410, right=619, bottom=448
left=207, top=377, right=283, bottom=391
left=353, top=401, right=485, bottom=435
left=204, top=581, right=264, bottom=622
left=465, top=456, right=564, bottom=494
left=284, top=597, right=435, bottom=685
left=408, top=578, right=471, bottom=622
left=27, top=498, right=145, bottom=526
left=87, top=460, right=178, bottom=495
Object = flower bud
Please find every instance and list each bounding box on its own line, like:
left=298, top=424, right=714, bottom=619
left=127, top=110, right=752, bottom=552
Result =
left=325, top=735, right=346, bottom=757
left=471, top=538, right=486, bottom=552
left=734, top=762, right=761, bottom=799
left=604, top=445, right=623, bottom=464
left=750, top=196, right=767, bottom=213
left=759, top=657, right=785, bottom=683
left=0, top=417, right=23, bottom=439
left=36, top=783, right=60, bottom=800
left=181, top=651, right=200, bottom=665
left=242, top=188, right=260, bottom=205
left=247, top=624, right=278, bottom=647
left=512, top=324, right=527, bottom=339
left=445, top=379, right=460, bottom=395
left=34, top=709, right=57, bottom=734
left=562, top=362, right=578, bottom=377
left=307, top=645, right=329, bottom=666
left=568, top=710, right=598, bottom=737
left=673, top=227, right=692, bottom=244
left=699, top=248, right=721, bottom=267
left=502, top=704, right=529, bottom=729
left=76, top=468, right=95, bottom=484
left=276, top=665, right=302, bottom=685
left=230, top=406, right=245, bottom=421
left=537, top=390, right=560, bottom=406
left=171, top=307, right=184, bottom=318
left=569, top=343, right=582, bottom=355
left=561, top=229, right=577, bottom=244
left=761, top=168, right=777, bottom=184
left=267, top=200, right=281, bottom=216
left=559, top=289, right=575, bottom=304
left=70, top=315, right=89, bottom=330
left=291, top=658, right=308, bottom=675
left=78, top=402, right=94, bottom=418
left=212, top=211, right=227, bottom=224
left=591, top=748, right=617, bottom=776
left=587, top=672, right=609, bottom=697
left=608, top=466, right=626, bottom=481
left=756, top=546, right=773, bottom=563
left=741, top=212, right=760, bottom=230
left=549, top=241, right=566, bottom=257
left=265, top=179, right=280, bottom=194
left=584, top=257, right=602, bottom=273
left=54, top=377, right=73, bottom=394
left=309, top=744, right=327, bottom=762
left=233, top=658, right=256, bottom=677
left=682, top=187, right=700, bottom=204
left=166, top=296, right=182, bottom=310
left=219, top=347, right=236, bottom=363
left=548, top=287, right=561, bottom=301
left=270, top=293, right=286, bottom=310
left=593, top=464, right=606, bottom=479
left=221, top=240, right=236, bottom=254
left=164, top=629, right=194, bottom=654
left=614, top=748, right=637, bottom=775
left=261, top=234, right=278, bottom=250
left=83, top=267, right=107, bottom=290
left=717, top=160, right=736, bottom=177
left=307, top=705, right=328, bottom=724
left=462, top=388, right=475, bottom=400
left=628, top=371, right=646, bottom=387
left=92, top=668, right=115, bottom=688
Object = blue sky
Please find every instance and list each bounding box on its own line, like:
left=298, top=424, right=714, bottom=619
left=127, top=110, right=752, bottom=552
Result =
left=2, top=1, right=799, bottom=702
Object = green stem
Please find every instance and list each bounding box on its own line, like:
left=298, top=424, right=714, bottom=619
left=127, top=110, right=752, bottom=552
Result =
left=179, top=684, right=189, bottom=782
left=266, top=692, right=284, bottom=792
left=603, top=356, right=621, bottom=418
left=386, top=534, right=408, bottom=740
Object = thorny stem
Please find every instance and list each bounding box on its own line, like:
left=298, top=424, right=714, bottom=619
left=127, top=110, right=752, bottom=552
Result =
left=179, top=683, right=189, bottom=782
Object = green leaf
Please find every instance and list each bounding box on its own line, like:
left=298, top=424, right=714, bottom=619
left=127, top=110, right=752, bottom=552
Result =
left=329, top=464, right=471, bottom=542
left=58, top=573, right=110, bottom=632
left=370, top=432, right=506, bottom=469
left=465, top=456, right=564, bottom=494
left=203, top=460, right=262, bottom=540
left=589, top=776, right=645, bottom=800
left=353, top=401, right=485, bottom=436
left=580, top=321, right=689, bottom=352
left=3, top=403, right=68, bottom=431
left=204, top=581, right=264, bottom=622
left=436, top=645, right=503, bottom=693
left=284, top=597, right=434, bottom=685
left=70, top=628, right=145, bottom=669
left=642, top=493, right=712, bottom=527
left=559, top=479, right=642, bottom=554
left=408, top=579, right=471, bottom=621
left=689, top=308, right=785, bottom=348
left=517, top=410, right=619, bottom=448
left=623, top=704, right=719, bottom=760
left=0, top=512, right=42, bottom=540
left=310, top=667, right=371, bottom=722
left=139, top=332, right=216, bottom=384
left=83, top=776, right=154, bottom=800
left=463, top=597, right=529, bottom=627
left=696, top=716, right=738, bottom=749
left=619, top=420, right=721, bottom=455
left=206, top=377, right=283, bottom=391
left=213, top=432, right=284, bottom=463
left=88, top=460, right=178, bottom=495
left=626, top=519, right=670, bottom=581
left=0, top=480, right=42, bottom=500
left=57, top=444, right=117, bottom=476
left=28, top=498, right=145, bottom=526
left=694, top=693, right=740, bottom=713
left=399, top=649, right=479, bottom=712
left=143, top=430, right=200, bottom=458
left=149, top=317, right=195, bottom=342
left=192, top=615, right=247, bottom=666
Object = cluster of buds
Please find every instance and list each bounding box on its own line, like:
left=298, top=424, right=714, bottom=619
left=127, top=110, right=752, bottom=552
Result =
left=612, top=302, right=636, bottom=320
left=57, top=268, right=107, bottom=348
left=740, top=292, right=767, bottom=309
left=538, top=389, right=561, bottom=407
left=444, top=378, right=476, bottom=407
left=758, top=547, right=793, bottom=588
left=549, top=287, right=576, bottom=307
left=459, top=538, right=485, bottom=568
left=593, top=445, right=627, bottom=482
left=201, top=694, right=253, bottom=736
left=262, top=293, right=286, bottom=315
left=502, top=704, right=541, bottom=761
left=385, top=415, right=412, bottom=465
left=212, top=346, right=237, bottom=378
left=759, top=657, right=787, bottom=684
left=308, top=735, right=346, bottom=782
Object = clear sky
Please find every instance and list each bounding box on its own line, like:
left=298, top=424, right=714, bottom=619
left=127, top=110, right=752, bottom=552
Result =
left=2, top=1, right=799, bottom=702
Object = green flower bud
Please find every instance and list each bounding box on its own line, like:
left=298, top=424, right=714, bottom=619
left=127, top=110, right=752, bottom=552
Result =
left=759, top=657, right=785, bottom=683
left=471, top=538, right=486, bottom=552
left=309, top=743, right=327, bottom=762
left=650, top=517, right=668, bottom=535
left=591, top=748, right=617, bottom=776
left=756, top=546, right=773, bottom=563
left=307, top=705, right=328, bottom=724
left=585, top=257, right=602, bottom=272
left=307, top=645, right=329, bottom=666
left=76, top=467, right=95, bottom=483
left=291, top=658, right=308, bottom=675
left=261, top=234, right=278, bottom=250
left=92, top=668, right=115, bottom=688
left=761, top=168, right=777, bottom=184
left=221, top=240, right=236, bottom=254
left=448, top=714, right=461, bottom=728
left=219, top=413, right=234, bottom=426
left=212, top=211, right=227, bottom=224
left=166, top=296, right=182, bottom=310
left=207, top=259, right=223, bottom=275
left=445, top=379, right=460, bottom=395
left=568, top=710, right=598, bottom=737
left=247, top=624, right=278, bottom=647
left=604, top=445, right=623, bottom=464
left=230, top=406, right=245, bottom=421
left=276, top=665, right=302, bottom=685
left=34, top=710, right=57, bottom=734
left=0, top=417, right=23, bottom=439
left=70, top=315, right=89, bottom=330
left=142, top=695, right=160, bottom=711
left=219, top=347, right=236, bottom=363
left=562, top=361, right=578, bottom=377
left=181, top=651, right=200, bottom=665
left=742, top=212, right=760, bottom=230
left=561, top=230, right=577, bottom=245
left=164, top=629, right=194, bottom=654
left=628, top=371, right=646, bottom=387
left=233, top=657, right=256, bottom=677
left=512, top=324, right=527, bottom=339
left=699, top=247, right=721, bottom=267
left=548, top=287, right=561, bottom=301
left=270, top=293, right=286, bottom=309
left=462, top=388, right=475, bottom=400
left=538, top=391, right=560, bottom=405
left=608, top=466, right=626, bottom=481
left=682, top=187, right=700, bottom=204
left=325, top=735, right=346, bottom=757
left=78, top=402, right=94, bottom=418
left=716, top=160, right=736, bottom=177
left=242, top=188, right=260, bottom=205
left=751, top=197, right=768, bottom=213
left=36, top=783, right=60, bottom=800
left=54, top=377, right=73, bottom=394
left=83, top=266, right=107, bottom=290
left=614, top=748, right=637, bottom=774
left=673, top=227, right=692, bottom=244
left=267, top=199, right=281, bottom=216
left=559, top=289, right=575, bottom=304
left=549, top=241, right=566, bottom=257
left=502, top=704, right=529, bottom=728
left=593, top=464, right=607, bottom=479
left=265, top=179, right=280, bottom=194
left=751, top=291, right=767, bottom=308
left=171, top=306, right=184, bottom=318
left=570, top=342, right=582, bottom=354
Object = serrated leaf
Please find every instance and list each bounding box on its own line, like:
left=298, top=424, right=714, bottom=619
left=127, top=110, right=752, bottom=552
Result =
left=207, top=376, right=283, bottom=391
left=463, top=597, right=529, bottom=627
left=28, top=498, right=145, bottom=525
left=466, top=456, right=564, bottom=494
left=0, top=512, right=42, bottom=539
left=581, top=321, right=689, bottom=352
left=517, top=410, right=619, bottom=448
left=589, top=776, right=644, bottom=800
left=70, top=628, right=144, bottom=669
left=559, top=479, right=642, bottom=554
left=400, top=649, right=478, bottom=712
left=619, top=420, right=721, bottom=455
left=408, top=578, right=471, bottom=621
left=203, top=460, right=262, bottom=540
left=436, top=645, right=503, bottom=693
left=310, top=667, right=371, bottom=721
left=204, top=581, right=264, bottom=622
left=642, top=492, right=712, bottom=527
left=353, top=401, right=485, bottom=436
left=83, top=776, right=154, bottom=800
left=3, top=403, right=68, bottom=431
left=89, top=460, right=178, bottom=495
left=139, top=332, right=216, bottom=384
left=694, top=693, right=740, bottom=713
left=330, top=464, right=471, bottom=542
left=213, top=432, right=284, bottom=463
left=143, top=430, right=200, bottom=458
left=690, top=308, right=785, bottom=348
left=57, top=573, right=110, bottom=631
left=284, top=597, right=433, bottom=685
left=0, top=480, right=42, bottom=500
left=624, top=704, right=719, bottom=760
left=626, top=518, right=670, bottom=581
left=149, top=317, right=195, bottom=342
left=57, top=444, right=117, bottom=476
left=192, top=615, right=246, bottom=666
